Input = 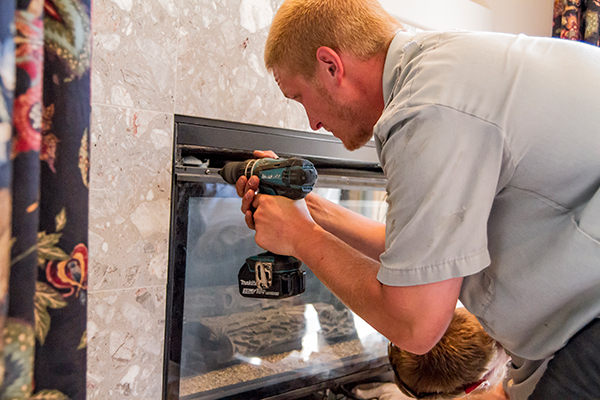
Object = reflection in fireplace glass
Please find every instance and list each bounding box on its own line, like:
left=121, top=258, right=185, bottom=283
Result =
left=178, top=182, right=389, bottom=398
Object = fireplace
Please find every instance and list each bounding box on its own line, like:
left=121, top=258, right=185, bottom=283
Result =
left=163, top=116, right=392, bottom=400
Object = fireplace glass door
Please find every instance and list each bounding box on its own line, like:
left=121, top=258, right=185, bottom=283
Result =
left=165, top=116, right=391, bottom=400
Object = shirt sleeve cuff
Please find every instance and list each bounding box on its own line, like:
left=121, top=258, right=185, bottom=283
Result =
left=376, top=248, right=491, bottom=287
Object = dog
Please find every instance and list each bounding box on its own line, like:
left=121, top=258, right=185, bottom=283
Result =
left=354, top=308, right=510, bottom=400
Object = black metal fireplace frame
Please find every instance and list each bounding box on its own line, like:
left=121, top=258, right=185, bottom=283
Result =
left=163, top=115, right=390, bottom=400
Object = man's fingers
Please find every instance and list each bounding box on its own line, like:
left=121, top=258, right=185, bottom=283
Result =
left=245, top=210, right=255, bottom=230
left=253, top=150, right=279, bottom=159
left=237, top=175, right=259, bottom=199
left=236, top=151, right=276, bottom=197
left=241, top=189, right=255, bottom=214
left=252, top=194, right=262, bottom=209
left=247, top=175, right=259, bottom=190
left=236, top=152, right=275, bottom=231
left=243, top=193, right=265, bottom=230
left=236, top=151, right=276, bottom=231
left=236, top=176, right=248, bottom=197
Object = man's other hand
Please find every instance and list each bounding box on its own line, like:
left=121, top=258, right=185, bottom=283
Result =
left=235, top=150, right=279, bottom=229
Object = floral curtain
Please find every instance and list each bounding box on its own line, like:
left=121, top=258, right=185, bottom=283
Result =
left=553, top=0, right=600, bottom=46
left=0, top=0, right=90, bottom=399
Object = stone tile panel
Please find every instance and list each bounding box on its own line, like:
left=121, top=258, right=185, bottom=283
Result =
left=175, top=0, right=311, bottom=132
left=92, top=0, right=179, bottom=112
left=89, top=105, right=173, bottom=291
left=87, top=286, right=166, bottom=399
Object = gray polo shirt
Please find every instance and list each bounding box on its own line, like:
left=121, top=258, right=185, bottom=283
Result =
left=374, top=30, right=600, bottom=397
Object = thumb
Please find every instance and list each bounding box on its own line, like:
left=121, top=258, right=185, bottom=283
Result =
left=253, top=150, right=279, bottom=159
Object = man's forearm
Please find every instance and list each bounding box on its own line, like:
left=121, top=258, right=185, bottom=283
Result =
left=292, top=224, right=461, bottom=355
left=305, top=193, right=386, bottom=260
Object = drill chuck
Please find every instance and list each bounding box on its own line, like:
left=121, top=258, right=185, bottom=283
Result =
left=218, top=160, right=250, bottom=185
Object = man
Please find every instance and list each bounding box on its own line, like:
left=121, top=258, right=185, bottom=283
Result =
left=236, top=1, right=600, bottom=398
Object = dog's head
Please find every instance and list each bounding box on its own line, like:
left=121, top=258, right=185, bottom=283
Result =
left=388, top=308, right=509, bottom=399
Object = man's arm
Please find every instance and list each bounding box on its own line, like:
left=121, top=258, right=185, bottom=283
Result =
left=235, top=162, right=385, bottom=261
left=249, top=193, right=462, bottom=355
left=304, top=192, right=386, bottom=261
left=236, top=152, right=461, bottom=354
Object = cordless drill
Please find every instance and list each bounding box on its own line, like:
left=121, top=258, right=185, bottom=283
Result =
left=219, top=157, right=318, bottom=299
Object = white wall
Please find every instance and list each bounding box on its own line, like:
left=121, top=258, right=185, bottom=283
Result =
left=487, top=0, right=554, bottom=37
left=379, top=0, right=494, bottom=32
left=380, top=0, right=554, bottom=37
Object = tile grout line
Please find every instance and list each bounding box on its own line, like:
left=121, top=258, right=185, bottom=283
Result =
left=173, top=0, right=181, bottom=113
left=90, top=101, right=176, bottom=116
left=88, top=284, right=167, bottom=295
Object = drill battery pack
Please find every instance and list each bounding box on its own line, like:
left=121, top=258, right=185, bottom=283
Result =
left=238, top=252, right=306, bottom=299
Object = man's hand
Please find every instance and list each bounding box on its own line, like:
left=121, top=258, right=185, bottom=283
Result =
left=233, top=150, right=318, bottom=256
left=251, top=194, right=317, bottom=256
left=235, top=150, right=278, bottom=229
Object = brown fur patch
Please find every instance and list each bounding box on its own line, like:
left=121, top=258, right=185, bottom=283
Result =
left=389, top=308, right=496, bottom=398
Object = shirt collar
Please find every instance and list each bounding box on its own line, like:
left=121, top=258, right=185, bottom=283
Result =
left=382, top=31, right=418, bottom=106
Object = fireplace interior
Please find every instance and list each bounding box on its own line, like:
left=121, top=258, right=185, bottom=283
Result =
left=164, top=116, right=393, bottom=400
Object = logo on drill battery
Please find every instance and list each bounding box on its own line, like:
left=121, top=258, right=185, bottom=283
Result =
left=255, top=262, right=273, bottom=289
left=240, top=279, right=257, bottom=286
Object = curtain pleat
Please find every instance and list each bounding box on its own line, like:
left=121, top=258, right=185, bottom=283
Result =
left=1, top=0, right=90, bottom=398
left=0, top=0, right=16, bottom=394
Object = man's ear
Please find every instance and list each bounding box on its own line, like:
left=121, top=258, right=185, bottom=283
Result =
left=316, top=46, right=344, bottom=86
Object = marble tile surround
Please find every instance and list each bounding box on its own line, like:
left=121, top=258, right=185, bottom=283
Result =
left=92, top=0, right=178, bottom=113
left=87, top=105, right=172, bottom=399
left=89, top=0, right=310, bottom=398
left=88, top=106, right=173, bottom=292
left=175, top=0, right=310, bottom=130
left=87, top=286, right=166, bottom=398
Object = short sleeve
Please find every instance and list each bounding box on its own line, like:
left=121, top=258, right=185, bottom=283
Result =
left=375, top=104, right=509, bottom=286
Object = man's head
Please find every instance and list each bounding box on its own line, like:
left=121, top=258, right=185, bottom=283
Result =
left=273, top=66, right=374, bottom=150
left=264, top=0, right=401, bottom=79
left=388, top=308, right=509, bottom=399
left=265, top=0, right=401, bottom=150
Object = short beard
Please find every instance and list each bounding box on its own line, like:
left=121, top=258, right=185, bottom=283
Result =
left=313, top=81, right=373, bottom=151
left=343, top=126, right=374, bottom=151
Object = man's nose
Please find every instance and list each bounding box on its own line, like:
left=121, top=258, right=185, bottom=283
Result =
left=307, top=113, right=322, bottom=131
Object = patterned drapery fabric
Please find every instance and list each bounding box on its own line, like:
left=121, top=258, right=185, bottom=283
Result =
left=0, top=0, right=90, bottom=399
left=553, top=0, right=600, bottom=46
